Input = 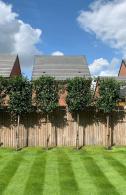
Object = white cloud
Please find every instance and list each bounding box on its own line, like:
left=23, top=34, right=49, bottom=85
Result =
left=89, top=57, right=120, bottom=76
left=77, top=0, right=126, bottom=55
left=0, top=1, right=17, bottom=24
left=0, top=0, right=42, bottom=77
left=51, top=51, right=64, bottom=56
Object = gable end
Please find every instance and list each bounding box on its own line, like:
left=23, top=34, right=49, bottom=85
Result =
left=10, top=55, right=21, bottom=76
left=118, top=60, right=126, bottom=76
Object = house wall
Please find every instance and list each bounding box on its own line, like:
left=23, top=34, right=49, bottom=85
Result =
left=94, top=81, right=99, bottom=98
left=118, top=62, right=126, bottom=76
left=59, top=88, right=67, bottom=106
left=10, top=56, right=21, bottom=76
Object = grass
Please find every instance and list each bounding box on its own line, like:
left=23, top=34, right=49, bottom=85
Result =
left=0, top=147, right=126, bottom=195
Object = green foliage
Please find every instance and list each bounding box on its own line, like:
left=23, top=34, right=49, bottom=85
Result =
left=0, top=77, right=8, bottom=107
left=96, top=78, right=120, bottom=113
left=33, top=76, right=59, bottom=114
left=66, top=77, right=92, bottom=113
left=7, top=76, right=32, bottom=116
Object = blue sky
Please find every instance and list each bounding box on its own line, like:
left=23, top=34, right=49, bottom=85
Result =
left=0, top=0, right=126, bottom=77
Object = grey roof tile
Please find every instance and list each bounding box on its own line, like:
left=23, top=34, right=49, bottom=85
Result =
left=32, top=55, right=91, bottom=80
left=0, top=54, right=17, bottom=77
left=97, top=76, right=126, bottom=81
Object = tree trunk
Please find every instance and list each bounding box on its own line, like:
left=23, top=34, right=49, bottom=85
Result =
left=46, top=114, right=49, bottom=150
left=83, top=127, right=85, bottom=147
left=16, top=114, right=20, bottom=151
left=106, top=115, right=111, bottom=150
left=0, top=131, right=1, bottom=147
left=55, top=126, right=57, bottom=147
left=26, top=127, right=29, bottom=147
left=76, top=113, right=79, bottom=150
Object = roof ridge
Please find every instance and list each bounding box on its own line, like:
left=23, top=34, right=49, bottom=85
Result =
left=34, top=55, right=86, bottom=58
left=0, top=53, right=17, bottom=56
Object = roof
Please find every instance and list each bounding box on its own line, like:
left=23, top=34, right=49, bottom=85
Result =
left=118, top=59, right=126, bottom=76
left=96, top=76, right=126, bottom=81
left=32, top=55, right=90, bottom=80
left=0, top=54, right=17, bottom=77
left=122, top=59, right=126, bottom=64
left=120, top=85, right=126, bottom=98
left=116, top=77, right=126, bottom=98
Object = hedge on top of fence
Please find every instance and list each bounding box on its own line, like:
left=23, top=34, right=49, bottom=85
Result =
left=0, top=75, right=124, bottom=149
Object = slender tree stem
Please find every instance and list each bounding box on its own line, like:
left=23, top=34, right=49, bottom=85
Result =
left=76, top=113, right=79, bottom=150
left=16, top=114, right=20, bottom=151
left=46, top=114, right=49, bottom=150
left=55, top=126, right=57, bottom=147
left=106, top=115, right=111, bottom=150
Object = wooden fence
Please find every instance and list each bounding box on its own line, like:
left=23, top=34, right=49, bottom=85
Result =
left=0, top=109, right=126, bottom=148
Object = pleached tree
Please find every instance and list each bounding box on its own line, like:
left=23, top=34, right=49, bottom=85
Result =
left=96, top=78, right=120, bottom=149
left=7, top=76, right=32, bottom=150
left=66, top=77, right=92, bottom=149
left=33, top=76, right=59, bottom=149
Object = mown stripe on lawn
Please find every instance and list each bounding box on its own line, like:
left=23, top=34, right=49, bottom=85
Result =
left=0, top=152, right=23, bottom=194
left=0, top=150, right=18, bottom=172
left=104, top=155, right=126, bottom=181
left=66, top=149, right=98, bottom=194
left=0, top=155, right=14, bottom=172
left=43, top=149, right=60, bottom=195
left=3, top=149, right=38, bottom=195
left=80, top=151, right=119, bottom=195
left=24, top=150, right=46, bottom=195
left=57, top=149, right=79, bottom=195
left=91, top=153, right=126, bottom=194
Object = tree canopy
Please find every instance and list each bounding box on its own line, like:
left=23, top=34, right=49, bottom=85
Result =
left=0, top=77, right=8, bottom=108
left=96, top=78, right=120, bottom=113
left=7, top=76, right=32, bottom=117
left=33, top=76, right=59, bottom=114
left=66, top=77, right=92, bottom=113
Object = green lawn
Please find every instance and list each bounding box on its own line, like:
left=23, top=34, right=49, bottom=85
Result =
left=0, top=147, right=126, bottom=195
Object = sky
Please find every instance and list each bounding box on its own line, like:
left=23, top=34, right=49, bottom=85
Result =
left=0, top=0, right=126, bottom=78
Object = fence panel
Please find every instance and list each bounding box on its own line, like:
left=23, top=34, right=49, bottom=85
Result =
left=0, top=111, right=126, bottom=148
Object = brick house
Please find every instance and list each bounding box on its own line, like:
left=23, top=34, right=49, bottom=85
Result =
left=94, top=59, right=126, bottom=107
left=32, top=55, right=91, bottom=106
left=0, top=54, right=21, bottom=106
left=118, top=59, right=126, bottom=77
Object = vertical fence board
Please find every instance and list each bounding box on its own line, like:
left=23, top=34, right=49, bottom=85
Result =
left=0, top=111, right=126, bottom=148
